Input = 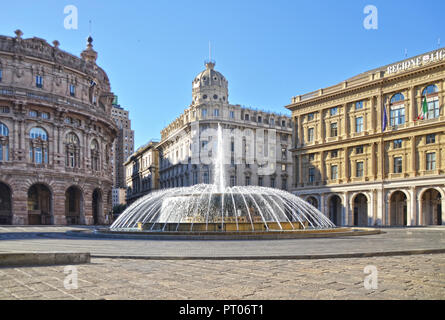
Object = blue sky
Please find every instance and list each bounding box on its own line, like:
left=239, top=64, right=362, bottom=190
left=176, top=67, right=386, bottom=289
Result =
left=1, top=0, right=443, bottom=148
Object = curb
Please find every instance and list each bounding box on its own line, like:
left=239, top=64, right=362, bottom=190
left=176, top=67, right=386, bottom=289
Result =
left=0, top=252, right=91, bottom=267
left=91, top=248, right=445, bottom=261
left=66, top=228, right=382, bottom=241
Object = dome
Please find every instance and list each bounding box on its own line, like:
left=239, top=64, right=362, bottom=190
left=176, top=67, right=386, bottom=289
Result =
left=192, top=61, right=229, bottom=104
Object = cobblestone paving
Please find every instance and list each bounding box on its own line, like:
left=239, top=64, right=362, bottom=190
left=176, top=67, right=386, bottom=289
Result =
left=0, top=254, right=444, bottom=300
left=0, top=226, right=444, bottom=258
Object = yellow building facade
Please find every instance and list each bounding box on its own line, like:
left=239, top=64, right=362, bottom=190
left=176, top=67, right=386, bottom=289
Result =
left=286, top=48, right=445, bottom=227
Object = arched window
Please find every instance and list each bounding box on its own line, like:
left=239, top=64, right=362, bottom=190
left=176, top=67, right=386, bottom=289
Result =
left=65, top=132, right=80, bottom=168
left=90, top=139, right=100, bottom=171
left=0, top=122, right=9, bottom=162
left=29, top=127, right=48, bottom=164
left=389, top=93, right=405, bottom=126
left=422, top=84, right=440, bottom=119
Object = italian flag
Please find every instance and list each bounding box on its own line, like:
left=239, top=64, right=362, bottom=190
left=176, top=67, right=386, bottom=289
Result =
left=415, top=96, right=428, bottom=121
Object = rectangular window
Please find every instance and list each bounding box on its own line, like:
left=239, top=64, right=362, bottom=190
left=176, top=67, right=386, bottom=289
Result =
left=307, top=128, right=314, bottom=142
left=308, top=153, right=315, bottom=161
left=281, top=120, right=286, bottom=127
left=308, top=167, right=315, bottom=183
left=41, top=112, right=49, bottom=120
left=355, top=116, right=363, bottom=133
left=213, top=109, right=219, bottom=117
left=0, top=69, right=2, bottom=82
left=281, top=178, right=287, bottom=190
left=390, top=105, right=405, bottom=126
left=331, top=165, right=338, bottom=180
left=331, top=150, right=338, bottom=158
left=356, top=161, right=364, bottom=177
left=281, top=164, right=287, bottom=172
left=355, top=101, right=364, bottom=110
left=330, top=122, right=338, bottom=137
left=244, top=114, right=249, bottom=121
left=229, top=111, right=235, bottom=119
left=36, top=75, right=43, bottom=88
left=270, top=177, right=276, bottom=188
left=69, top=84, right=75, bottom=97
left=35, top=147, right=42, bottom=164
left=426, top=153, right=436, bottom=171
left=245, top=176, right=251, bottom=186
left=203, top=172, right=209, bottom=184
left=258, top=116, right=262, bottom=123
left=394, top=157, right=403, bottom=173
left=258, top=176, right=263, bottom=186
left=307, top=113, right=315, bottom=121
left=0, top=106, right=10, bottom=113
left=330, top=107, right=338, bottom=116
left=356, top=145, right=364, bottom=154
left=426, top=133, right=436, bottom=144
left=270, top=118, right=275, bottom=126
left=393, top=139, right=402, bottom=149
left=426, top=99, right=440, bottom=119
left=201, top=109, right=207, bottom=117
left=230, top=175, right=236, bottom=187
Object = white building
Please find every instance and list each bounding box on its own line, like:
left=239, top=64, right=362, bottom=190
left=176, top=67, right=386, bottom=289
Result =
left=157, top=61, right=293, bottom=190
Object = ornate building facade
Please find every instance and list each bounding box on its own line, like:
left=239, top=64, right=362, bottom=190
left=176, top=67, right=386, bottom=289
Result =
left=157, top=61, right=293, bottom=192
left=124, top=140, right=159, bottom=204
left=287, top=48, right=445, bottom=227
left=0, top=30, right=117, bottom=225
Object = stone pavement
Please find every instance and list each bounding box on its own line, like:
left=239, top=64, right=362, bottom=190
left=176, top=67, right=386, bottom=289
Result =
left=0, top=226, right=444, bottom=258
left=0, top=254, right=444, bottom=300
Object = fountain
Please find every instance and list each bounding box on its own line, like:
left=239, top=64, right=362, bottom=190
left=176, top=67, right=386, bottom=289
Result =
left=110, top=124, right=337, bottom=236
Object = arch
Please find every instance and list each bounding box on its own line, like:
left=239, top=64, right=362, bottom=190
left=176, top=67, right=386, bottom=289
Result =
left=421, top=188, right=442, bottom=225
left=29, top=127, right=49, bottom=164
left=390, top=93, right=405, bottom=104
left=92, top=188, right=103, bottom=225
left=352, top=193, right=368, bottom=226
left=90, top=139, right=100, bottom=171
left=65, top=185, right=84, bottom=225
left=0, top=122, right=9, bottom=136
left=389, top=190, right=407, bottom=226
left=65, top=132, right=81, bottom=168
left=422, top=84, right=439, bottom=96
left=27, top=184, right=53, bottom=225
left=0, top=181, right=12, bottom=224
left=328, top=194, right=342, bottom=226
left=305, top=196, right=319, bottom=210
left=29, top=127, right=48, bottom=141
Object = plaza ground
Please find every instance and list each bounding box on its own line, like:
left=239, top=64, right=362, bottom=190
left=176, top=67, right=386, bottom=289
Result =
left=0, top=226, right=444, bottom=300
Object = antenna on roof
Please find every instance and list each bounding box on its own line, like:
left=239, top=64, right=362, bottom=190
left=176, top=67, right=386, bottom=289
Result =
left=209, top=41, right=211, bottom=61
left=89, top=20, right=92, bottom=36
left=404, top=48, right=407, bottom=58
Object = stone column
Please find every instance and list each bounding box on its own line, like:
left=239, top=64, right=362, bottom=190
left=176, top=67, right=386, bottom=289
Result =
left=343, top=104, right=349, bottom=139
left=408, top=187, right=416, bottom=226
left=297, top=116, right=303, bottom=147
left=320, top=151, right=325, bottom=183
left=298, top=155, right=303, bottom=186
left=376, top=188, right=384, bottom=226
left=343, top=147, right=349, bottom=182
left=319, top=111, right=325, bottom=144
left=370, top=97, right=376, bottom=134
left=344, top=192, right=350, bottom=226
left=410, top=86, right=416, bottom=122
left=376, top=94, right=382, bottom=132
left=371, top=142, right=377, bottom=180
left=369, top=190, right=375, bottom=226
left=411, top=136, right=417, bottom=176
left=293, top=116, right=298, bottom=148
